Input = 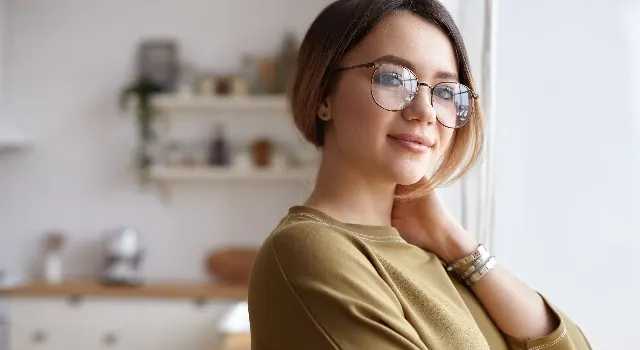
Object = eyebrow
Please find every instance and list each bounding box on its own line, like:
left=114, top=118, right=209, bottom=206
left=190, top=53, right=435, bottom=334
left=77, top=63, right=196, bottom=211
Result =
left=374, top=54, right=459, bottom=82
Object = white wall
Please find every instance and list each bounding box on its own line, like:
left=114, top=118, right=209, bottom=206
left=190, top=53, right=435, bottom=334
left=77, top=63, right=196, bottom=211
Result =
left=0, top=0, right=7, bottom=124
left=494, top=0, right=639, bottom=348
left=0, top=0, right=332, bottom=282
left=629, top=3, right=640, bottom=245
left=0, top=0, right=469, bottom=284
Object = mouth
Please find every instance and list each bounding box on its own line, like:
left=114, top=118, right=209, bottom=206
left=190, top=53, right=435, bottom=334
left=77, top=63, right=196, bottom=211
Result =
left=388, top=133, right=434, bottom=154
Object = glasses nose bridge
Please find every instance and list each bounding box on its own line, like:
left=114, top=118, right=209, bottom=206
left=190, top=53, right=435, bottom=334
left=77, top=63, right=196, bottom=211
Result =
left=415, top=82, right=434, bottom=105
left=404, top=80, right=437, bottom=124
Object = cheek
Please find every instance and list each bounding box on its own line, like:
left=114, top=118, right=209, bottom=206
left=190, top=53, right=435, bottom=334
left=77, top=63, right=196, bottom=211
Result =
left=332, top=83, right=390, bottom=143
left=437, top=125, right=455, bottom=152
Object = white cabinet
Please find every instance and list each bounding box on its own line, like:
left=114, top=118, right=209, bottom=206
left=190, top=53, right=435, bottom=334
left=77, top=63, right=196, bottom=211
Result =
left=6, top=297, right=236, bottom=350
left=9, top=325, right=97, bottom=350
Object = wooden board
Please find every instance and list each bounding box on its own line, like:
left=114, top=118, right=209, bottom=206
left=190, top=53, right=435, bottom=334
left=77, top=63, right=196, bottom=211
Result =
left=0, top=281, right=248, bottom=300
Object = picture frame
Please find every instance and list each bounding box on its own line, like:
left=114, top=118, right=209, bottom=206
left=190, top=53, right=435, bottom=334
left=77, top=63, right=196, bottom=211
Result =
left=137, top=39, right=180, bottom=92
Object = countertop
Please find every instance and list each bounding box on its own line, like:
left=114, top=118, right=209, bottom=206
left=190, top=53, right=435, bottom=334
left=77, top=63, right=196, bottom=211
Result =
left=0, top=281, right=248, bottom=300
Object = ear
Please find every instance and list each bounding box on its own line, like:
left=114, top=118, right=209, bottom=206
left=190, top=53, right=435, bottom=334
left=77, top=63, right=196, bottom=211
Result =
left=317, top=100, right=331, bottom=121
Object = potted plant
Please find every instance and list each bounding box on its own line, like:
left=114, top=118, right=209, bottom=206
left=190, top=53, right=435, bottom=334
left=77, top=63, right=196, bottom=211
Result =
left=119, top=75, right=163, bottom=181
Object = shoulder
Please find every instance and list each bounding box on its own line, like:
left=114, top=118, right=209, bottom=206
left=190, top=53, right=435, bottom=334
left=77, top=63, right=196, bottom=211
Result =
left=264, top=214, right=368, bottom=270
left=249, top=214, right=377, bottom=303
left=249, top=213, right=406, bottom=303
left=248, top=214, right=414, bottom=349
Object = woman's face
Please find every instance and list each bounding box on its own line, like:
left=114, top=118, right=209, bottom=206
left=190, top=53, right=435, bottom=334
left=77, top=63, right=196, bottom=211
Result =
left=321, top=11, right=459, bottom=186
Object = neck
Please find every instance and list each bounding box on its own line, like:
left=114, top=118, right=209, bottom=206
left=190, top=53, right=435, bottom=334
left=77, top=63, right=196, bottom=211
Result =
left=304, top=145, right=396, bottom=227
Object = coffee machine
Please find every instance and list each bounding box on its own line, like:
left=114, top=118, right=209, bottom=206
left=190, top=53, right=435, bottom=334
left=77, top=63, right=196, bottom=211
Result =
left=101, top=227, right=144, bottom=285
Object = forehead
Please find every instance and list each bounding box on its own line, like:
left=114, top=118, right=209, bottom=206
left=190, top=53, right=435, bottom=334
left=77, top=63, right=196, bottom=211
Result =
left=345, top=11, right=458, bottom=79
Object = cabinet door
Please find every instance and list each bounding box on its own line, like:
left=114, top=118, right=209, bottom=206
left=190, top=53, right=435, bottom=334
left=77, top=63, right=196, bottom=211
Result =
left=8, top=298, right=234, bottom=350
left=92, top=327, right=220, bottom=350
left=83, top=299, right=228, bottom=350
left=9, top=325, right=97, bottom=350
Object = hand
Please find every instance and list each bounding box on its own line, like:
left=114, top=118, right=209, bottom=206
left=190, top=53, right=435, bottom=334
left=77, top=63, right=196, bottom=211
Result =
left=391, top=179, right=478, bottom=263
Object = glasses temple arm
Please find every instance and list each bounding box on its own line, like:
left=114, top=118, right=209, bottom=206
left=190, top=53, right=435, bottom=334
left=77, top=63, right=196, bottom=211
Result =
left=336, top=62, right=376, bottom=72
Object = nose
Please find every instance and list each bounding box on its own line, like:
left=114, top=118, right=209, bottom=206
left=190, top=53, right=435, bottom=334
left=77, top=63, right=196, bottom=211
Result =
left=402, top=84, right=437, bottom=124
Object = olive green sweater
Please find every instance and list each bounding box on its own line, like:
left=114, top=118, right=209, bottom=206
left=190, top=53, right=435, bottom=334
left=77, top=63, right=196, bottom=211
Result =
left=248, top=206, right=592, bottom=349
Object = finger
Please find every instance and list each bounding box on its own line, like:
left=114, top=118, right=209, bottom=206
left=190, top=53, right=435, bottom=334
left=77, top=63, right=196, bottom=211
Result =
left=395, top=176, right=429, bottom=195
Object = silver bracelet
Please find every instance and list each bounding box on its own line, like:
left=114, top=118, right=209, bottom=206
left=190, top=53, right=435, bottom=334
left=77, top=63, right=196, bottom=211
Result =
left=459, top=250, right=491, bottom=280
left=445, top=244, right=487, bottom=272
left=465, top=256, right=498, bottom=287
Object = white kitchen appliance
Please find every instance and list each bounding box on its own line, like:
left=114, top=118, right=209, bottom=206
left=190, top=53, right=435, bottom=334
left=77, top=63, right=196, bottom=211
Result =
left=100, top=227, right=144, bottom=285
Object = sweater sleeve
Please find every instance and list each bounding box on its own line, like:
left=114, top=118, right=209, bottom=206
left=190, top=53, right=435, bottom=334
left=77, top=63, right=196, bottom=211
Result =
left=248, top=224, right=429, bottom=350
left=504, top=295, right=593, bottom=350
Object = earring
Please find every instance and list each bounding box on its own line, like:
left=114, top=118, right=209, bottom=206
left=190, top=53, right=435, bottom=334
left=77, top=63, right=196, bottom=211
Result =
left=318, top=112, right=328, bottom=121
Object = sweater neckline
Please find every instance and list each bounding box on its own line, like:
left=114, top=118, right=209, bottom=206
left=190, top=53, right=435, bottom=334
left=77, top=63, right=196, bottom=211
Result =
left=288, top=205, right=402, bottom=239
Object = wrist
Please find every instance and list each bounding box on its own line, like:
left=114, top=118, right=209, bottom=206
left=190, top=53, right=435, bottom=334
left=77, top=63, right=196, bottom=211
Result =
left=437, top=227, right=479, bottom=264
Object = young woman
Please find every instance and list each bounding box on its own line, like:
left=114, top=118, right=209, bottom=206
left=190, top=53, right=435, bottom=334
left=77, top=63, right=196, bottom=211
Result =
left=248, top=0, right=592, bottom=349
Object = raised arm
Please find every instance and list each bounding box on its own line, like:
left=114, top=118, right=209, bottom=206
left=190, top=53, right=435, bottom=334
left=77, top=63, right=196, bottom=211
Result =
left=440, top=232, right=592, bottom=350
left=392, top=188, right=593, bottom=350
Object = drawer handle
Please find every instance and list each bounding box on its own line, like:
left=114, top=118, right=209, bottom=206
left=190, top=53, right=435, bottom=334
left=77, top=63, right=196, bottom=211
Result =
left=193, top=297, right=208, bottom=308
left=67, top=295, right=84, bottom=306
left=32, top=330, right=47, bottom=344
left=103, top=332, right=119, bottom=347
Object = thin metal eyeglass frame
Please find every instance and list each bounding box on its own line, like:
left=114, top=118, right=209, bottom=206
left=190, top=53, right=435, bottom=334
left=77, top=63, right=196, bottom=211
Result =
left=335, top=62, right=479, bottom=129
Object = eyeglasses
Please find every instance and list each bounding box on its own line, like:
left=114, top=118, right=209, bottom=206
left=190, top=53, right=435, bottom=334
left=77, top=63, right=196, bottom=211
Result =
left=336, top=62, right=479, bottom=129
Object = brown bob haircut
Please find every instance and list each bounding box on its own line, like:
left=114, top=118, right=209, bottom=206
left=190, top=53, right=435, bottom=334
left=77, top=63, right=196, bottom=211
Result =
left=289, top=0, right=484, bottom=199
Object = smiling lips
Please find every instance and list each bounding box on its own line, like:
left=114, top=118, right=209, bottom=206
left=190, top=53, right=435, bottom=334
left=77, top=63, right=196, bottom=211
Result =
left=388, top=133, right=434, bottom=154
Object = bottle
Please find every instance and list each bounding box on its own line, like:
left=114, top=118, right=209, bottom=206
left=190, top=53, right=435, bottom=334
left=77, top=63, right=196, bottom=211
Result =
left=208, top=124, right=230, bottom=166
left=42, top=232, right=66, bottom=284
left=44, top=252, right=62, bottom=284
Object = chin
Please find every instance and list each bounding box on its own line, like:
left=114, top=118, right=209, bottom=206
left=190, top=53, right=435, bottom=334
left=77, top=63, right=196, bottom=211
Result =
left=389, top=165, right=430, bottom=186
left=379, top=153, right=433, bottom=185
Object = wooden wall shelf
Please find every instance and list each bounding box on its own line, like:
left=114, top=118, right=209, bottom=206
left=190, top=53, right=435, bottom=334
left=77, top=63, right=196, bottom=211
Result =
left=0, top=133, right=30, bottom=152
left=149, top=165, right=317, bottom=182
left=128, top=94, right=289, bottom=114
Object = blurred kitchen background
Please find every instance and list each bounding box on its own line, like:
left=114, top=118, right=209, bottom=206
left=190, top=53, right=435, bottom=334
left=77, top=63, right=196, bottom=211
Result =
left=0, top=0, right=638, bottom=349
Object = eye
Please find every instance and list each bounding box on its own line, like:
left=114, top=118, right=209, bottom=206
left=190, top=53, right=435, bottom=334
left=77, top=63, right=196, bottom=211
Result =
left=433, top=85, right=455, bottom=101
left=374, top=72, right=404, bottom=87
